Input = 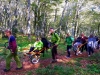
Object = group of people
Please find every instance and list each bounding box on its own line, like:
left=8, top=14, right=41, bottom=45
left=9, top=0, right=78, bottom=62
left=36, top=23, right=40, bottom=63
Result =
left=3, top=28, right=100, bottom=72
left=65, top=33, right=100, bottom=58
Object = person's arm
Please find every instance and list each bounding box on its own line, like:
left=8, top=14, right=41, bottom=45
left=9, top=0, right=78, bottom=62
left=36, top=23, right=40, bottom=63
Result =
left=8, top=36, right=17, bottom=53
left=55, top=33, right=60, bottom=45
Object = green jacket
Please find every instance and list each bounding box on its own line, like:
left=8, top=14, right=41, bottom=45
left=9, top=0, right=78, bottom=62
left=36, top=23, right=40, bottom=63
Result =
left=33, top=40, right=43, bottom=50
left=51, top=33, right=60, bottom=45
left=65, top=36, right=74, bottom=45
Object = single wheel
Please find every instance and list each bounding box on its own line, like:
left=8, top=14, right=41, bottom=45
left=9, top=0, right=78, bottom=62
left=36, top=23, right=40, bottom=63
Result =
left=31, top=55, right=40, bottom=64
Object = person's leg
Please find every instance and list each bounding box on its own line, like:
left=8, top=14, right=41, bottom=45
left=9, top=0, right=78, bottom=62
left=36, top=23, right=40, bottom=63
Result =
left=67, top=45, right=70, bottom=57
left=88, top=46, right=91, bottom=56
left=29, top=47, right=34, bottom=52
left=85, top=43, right=87, bottom=51
left=51, top=46, right=57, bottom=63
left=91, top=47, right=94, bottom=54
left=13, top=53, right=22, bottom=69
left=5, top=52, right=13, bottom=70
left=51, top=46, right=56, bottom=60
left=73, top=45, right=77, bottom=55
left=54, top=46, right=57, bottom=55
left=54, top=46, right=58, bottom=59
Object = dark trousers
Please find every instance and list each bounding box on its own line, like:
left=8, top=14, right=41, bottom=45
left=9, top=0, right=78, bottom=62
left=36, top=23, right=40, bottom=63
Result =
left=51, top=45, right=58, bottom=60
left=81, top=43, right=87, bottom=52
left=67, top=45, right=72, bottom=57
left=87, top=46, right=94, bottom=55
left=29, top=47, right=34, bottom=52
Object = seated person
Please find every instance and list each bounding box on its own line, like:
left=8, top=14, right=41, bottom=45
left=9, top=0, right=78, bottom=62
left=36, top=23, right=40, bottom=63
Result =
left=28, top=38, right=43, bottom=54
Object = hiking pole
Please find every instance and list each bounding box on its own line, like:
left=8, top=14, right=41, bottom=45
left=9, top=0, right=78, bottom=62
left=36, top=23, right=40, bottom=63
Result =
left=78, top=42, right=87, bottom=50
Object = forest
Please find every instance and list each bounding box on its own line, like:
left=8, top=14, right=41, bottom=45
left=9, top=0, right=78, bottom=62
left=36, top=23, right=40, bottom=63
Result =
left=0, top=0, right=100, bottom=75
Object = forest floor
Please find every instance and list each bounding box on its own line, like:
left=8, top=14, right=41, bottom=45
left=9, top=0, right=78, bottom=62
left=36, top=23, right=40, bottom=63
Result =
left=0, top=48, right=100, bottom=75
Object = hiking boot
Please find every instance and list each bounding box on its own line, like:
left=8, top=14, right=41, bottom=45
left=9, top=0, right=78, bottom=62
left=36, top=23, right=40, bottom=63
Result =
left=3, top=69, right=10, bottom=72
left=65, top=56, right=70, bottom=58
left=16, top=67, right=23, bottom=70
left=88, top=55, right=90, bottom=57
left=78, top=51, right=82, bottom=54
left=51, top=60, right=57, bottom=63
left=76, top=53, right=78, bottom=56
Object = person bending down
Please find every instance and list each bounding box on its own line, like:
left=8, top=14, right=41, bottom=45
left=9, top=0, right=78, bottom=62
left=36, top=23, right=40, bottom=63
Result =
left=73, top=37, right=82, bottom=55
left=73, top=42, right=82, bottom=55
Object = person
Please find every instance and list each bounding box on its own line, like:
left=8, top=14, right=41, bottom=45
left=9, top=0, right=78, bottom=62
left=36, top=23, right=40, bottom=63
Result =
left=73, top=36, right=82, bottom=55
left=80, top=33, right=88, bottom=52
left=98, top=38, right=100, bottom=50
left=65, top=33, right=74, bottom=58
left=27, top=38, right=43, bottom=54
left=87, top=34, right=95, bottom=56
left=49, top=28, right=60, bottom=63
left=94, top=36, right=99, bottom=49
left=4, top=29, right=22, bottom=72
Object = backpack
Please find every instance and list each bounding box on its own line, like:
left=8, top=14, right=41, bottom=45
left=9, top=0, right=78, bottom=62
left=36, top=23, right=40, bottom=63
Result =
left=41, top=38, right=51, bottom=48
left=66, top=36, right=74, bottom=44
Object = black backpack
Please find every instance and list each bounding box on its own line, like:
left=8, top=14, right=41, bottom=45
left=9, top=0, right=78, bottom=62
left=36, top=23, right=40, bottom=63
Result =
left=41, top=38, right=51, bottom=48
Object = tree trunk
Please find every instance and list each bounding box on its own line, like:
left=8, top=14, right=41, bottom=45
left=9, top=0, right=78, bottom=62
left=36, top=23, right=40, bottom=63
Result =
left=59, top=0, right=68, bottom=35
left=98, top=23, right=100, bottom=36
left=27, top=0, right=31, bottom=40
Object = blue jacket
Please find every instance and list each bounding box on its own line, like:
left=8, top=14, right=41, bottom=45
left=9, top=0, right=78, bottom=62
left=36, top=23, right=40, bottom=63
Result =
left=87, top=37, right=96, bottom=48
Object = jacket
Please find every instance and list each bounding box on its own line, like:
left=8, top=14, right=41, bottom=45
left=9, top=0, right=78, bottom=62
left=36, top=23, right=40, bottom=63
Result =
left=50, top=33, right=60, bottom=45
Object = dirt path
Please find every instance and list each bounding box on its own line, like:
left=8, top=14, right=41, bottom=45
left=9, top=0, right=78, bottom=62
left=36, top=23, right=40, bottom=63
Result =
left=0, top=49, right=99, bottom=75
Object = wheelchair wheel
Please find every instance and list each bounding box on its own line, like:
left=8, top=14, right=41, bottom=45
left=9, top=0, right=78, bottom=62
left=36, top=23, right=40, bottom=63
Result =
left=31, top=55, right=40, bottom=64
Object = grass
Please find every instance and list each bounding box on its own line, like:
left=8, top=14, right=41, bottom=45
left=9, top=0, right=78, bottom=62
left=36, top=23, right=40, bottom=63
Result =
left=36, top=65, right=75, bottom=75
left=87, top=64, right=100, bottom=74
left=75, top=58, right=83, bottom=62
left=40, top=49, right=52, bottom=59
left=26, top=71, right=33, bottom=75
left=87, top=52, right=100, bottom=63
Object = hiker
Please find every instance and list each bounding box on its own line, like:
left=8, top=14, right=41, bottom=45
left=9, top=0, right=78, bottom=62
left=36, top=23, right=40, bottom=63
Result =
left=65, top=33, right=74, bottom=58
left=98, top=38, right=100, bottom=49
left=4, top=29, right=22, bottom=72
left=27, top=38, right=43, bottom=54
left=80, top=33, right=88, bottom=53
left=49, top=28, right=60, bottom=63
left=73, top=36, right=82, bottom=55
left=87, top=34, right=95, bottom=56
left=94, top=36, right=99, bottom=49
